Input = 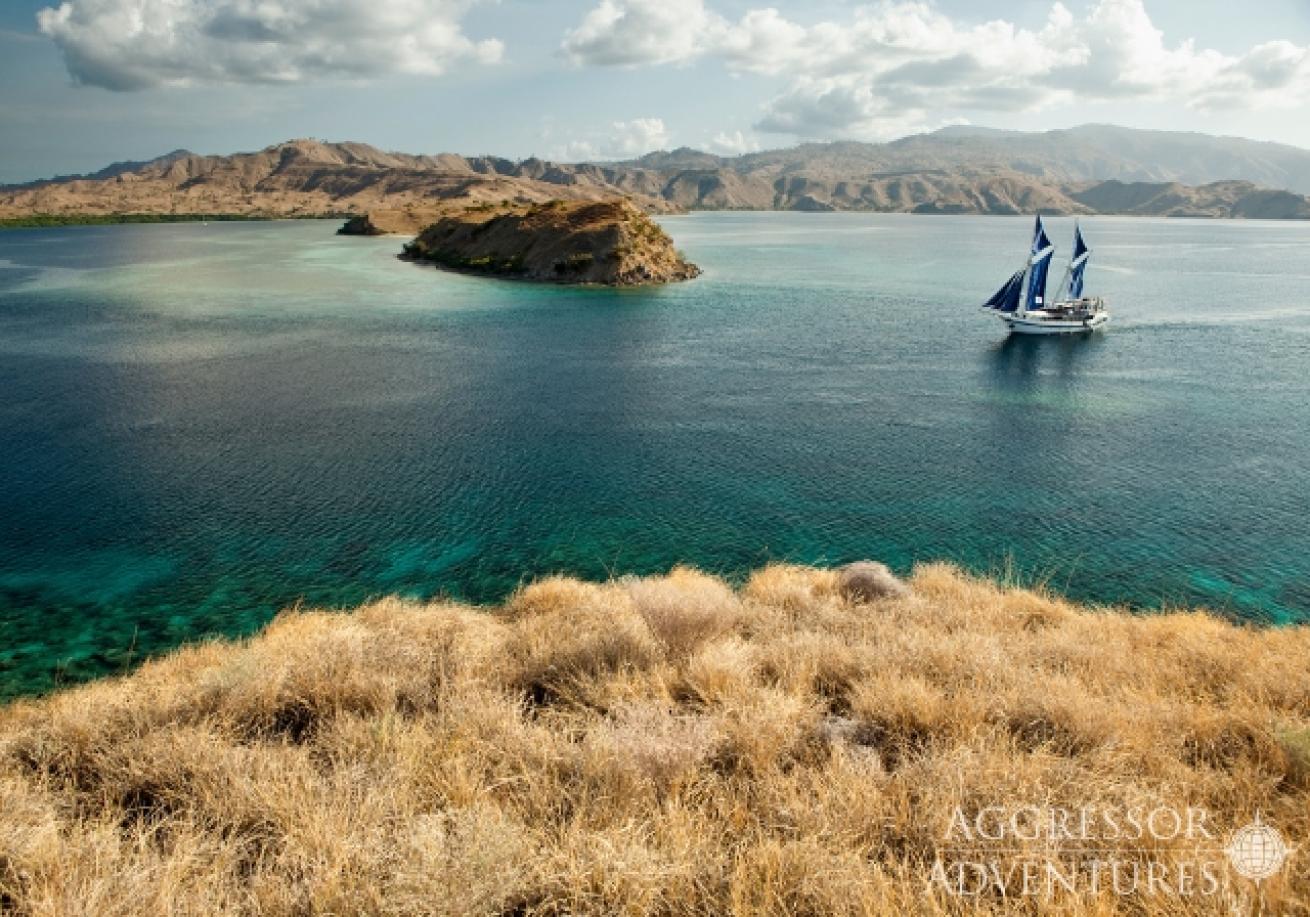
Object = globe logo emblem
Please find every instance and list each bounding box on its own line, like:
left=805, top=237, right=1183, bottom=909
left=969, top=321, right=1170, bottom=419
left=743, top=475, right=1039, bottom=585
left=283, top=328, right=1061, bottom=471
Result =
left=1225, top=813, right=1291, bottom=882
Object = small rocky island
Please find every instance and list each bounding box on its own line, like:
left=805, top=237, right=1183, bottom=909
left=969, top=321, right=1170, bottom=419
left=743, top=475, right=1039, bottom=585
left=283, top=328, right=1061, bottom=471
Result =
left=398, top=199, right=701, bottom=286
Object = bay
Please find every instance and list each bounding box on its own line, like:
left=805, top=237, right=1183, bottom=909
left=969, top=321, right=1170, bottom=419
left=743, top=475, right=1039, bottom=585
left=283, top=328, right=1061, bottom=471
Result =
left=1, top=213, right=1308, bottom=696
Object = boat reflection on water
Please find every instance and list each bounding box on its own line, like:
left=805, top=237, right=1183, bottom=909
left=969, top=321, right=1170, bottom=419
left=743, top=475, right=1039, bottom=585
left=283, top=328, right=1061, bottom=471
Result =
left=987, top=329, right=1108, bottom=383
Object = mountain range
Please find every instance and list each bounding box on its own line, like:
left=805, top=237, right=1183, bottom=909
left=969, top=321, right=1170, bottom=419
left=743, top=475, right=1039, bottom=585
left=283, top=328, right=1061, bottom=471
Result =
left=633, top=124, right=1310, bottom=192
left=5, top=124, right=1310, bottom=224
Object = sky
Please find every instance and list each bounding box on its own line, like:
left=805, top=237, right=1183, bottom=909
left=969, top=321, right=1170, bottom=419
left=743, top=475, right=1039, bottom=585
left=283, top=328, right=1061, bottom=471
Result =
left=2, top=0, right=1309, bottom=183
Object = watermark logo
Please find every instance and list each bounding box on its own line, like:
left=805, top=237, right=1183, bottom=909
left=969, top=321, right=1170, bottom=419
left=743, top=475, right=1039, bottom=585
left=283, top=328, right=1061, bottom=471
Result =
left=1225, top=813, right=1292, bottom=882
left=930, top=805, right=1293, bottom=899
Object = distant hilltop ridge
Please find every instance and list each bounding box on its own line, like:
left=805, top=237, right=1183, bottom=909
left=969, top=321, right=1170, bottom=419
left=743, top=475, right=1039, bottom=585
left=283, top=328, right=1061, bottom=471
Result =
left=623, top=123, right=1310, bottom=195
left=6, top=125, right=1310, bottom=220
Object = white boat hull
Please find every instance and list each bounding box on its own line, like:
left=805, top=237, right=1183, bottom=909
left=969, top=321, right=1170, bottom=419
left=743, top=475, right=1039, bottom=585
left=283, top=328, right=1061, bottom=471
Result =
left=1003, top=310, right=1109, bottom=335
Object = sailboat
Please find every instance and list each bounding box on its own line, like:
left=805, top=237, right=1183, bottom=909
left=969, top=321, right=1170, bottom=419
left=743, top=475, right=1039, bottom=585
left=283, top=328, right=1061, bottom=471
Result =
left=981, top=217, right=1109, bottom=335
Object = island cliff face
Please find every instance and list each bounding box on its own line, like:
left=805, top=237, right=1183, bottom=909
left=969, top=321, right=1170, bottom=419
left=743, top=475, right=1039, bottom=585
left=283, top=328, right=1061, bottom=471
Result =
left=400, top=200, right=701, bottom=286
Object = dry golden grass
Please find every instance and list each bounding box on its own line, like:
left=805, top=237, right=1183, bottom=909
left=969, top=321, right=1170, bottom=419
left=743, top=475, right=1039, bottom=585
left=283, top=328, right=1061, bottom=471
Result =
left=1, top=562, right=1307, bottom=915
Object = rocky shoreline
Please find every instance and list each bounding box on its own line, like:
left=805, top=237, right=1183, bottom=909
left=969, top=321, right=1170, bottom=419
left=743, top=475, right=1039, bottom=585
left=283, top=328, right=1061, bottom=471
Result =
left=397, top=199, right=701, bottom=286
left=336, top=208, right=448, bottom=237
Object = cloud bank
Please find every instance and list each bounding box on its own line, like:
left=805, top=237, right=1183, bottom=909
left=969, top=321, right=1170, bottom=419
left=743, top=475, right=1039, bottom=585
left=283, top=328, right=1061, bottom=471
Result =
left=562, top=0, right=1310, bottom=139
left=549, top=117, right=672, bottom=161
left=705, top=130, right=760, bottom=155
left=37, top=0, right=503, bottom=90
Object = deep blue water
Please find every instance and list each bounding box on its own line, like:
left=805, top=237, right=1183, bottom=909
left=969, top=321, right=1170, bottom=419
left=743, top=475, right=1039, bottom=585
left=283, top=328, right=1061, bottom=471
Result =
left=1, top=214, right=1308, bottom=696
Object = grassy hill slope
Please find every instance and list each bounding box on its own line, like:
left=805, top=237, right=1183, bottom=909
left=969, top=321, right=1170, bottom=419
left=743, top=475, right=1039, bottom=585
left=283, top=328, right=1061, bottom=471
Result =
left=1, top=563, right=1307, bottom=914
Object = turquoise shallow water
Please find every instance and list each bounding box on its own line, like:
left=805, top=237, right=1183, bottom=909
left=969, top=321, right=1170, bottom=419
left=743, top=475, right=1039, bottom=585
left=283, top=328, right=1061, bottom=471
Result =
left=1, top=213, right=1308, bottom=696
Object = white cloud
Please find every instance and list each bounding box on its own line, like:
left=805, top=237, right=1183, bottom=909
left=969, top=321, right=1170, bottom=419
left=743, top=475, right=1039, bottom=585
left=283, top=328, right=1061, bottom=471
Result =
left=546, top=117, right=671, bottom=161
left=37, top=0, right=503, bottom=91
left=705, top=129, right=760, bottom=155
left=561, top=0, right=1310, bottom=139
left=611, top=117, right=670, bottom=155
left=561, top=0, right=726, bottom=67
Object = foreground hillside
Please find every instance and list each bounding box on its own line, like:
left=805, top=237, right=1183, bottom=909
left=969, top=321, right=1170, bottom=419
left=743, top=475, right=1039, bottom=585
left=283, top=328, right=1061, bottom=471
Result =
left=399, top=200, right=700, bottom=285
left=1, top=563, right=1306, bottom=915
left=6, top=129, right=1310, bottom=221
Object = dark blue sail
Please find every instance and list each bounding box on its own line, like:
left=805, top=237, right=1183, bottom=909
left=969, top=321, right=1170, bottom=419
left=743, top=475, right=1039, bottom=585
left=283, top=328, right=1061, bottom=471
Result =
left=1023, top=215, right=1055, bottom=311
left=1031, top=215, right=1052, bottom=256
left=984, top=269, right=1025, bottom=312
left=1072, top=223, right=1089, bottom=260
left=981, top=215, right=1055, bottom=313
left=1068, top=223, right=1090, bottom=299
left=1026, top=250, right=1053, bottom=310
left=1068, top=261, right=1087, bottom=299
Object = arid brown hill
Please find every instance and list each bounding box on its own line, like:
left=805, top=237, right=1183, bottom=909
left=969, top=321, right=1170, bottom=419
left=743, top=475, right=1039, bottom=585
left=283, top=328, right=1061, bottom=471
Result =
left=6, top=130, right=1310, bottom=220
left=401, top=200, right=701, bottom=286
left=0, top=139, right=676, bottom=220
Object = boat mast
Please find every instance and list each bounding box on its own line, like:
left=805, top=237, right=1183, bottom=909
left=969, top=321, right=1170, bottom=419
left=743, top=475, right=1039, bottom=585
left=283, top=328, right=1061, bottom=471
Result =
left=1053, top=220, right=1088, bottom=303
left=1054, top=226, right=1075, bottom=304
left=1016, top=255, right=1034, bottom=317
left=1068, top=223, right=1090, bottom=300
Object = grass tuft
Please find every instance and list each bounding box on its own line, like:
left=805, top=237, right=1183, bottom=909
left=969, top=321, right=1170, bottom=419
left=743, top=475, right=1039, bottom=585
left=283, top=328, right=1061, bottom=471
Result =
left=0, top=562, right=1307, bottom=914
